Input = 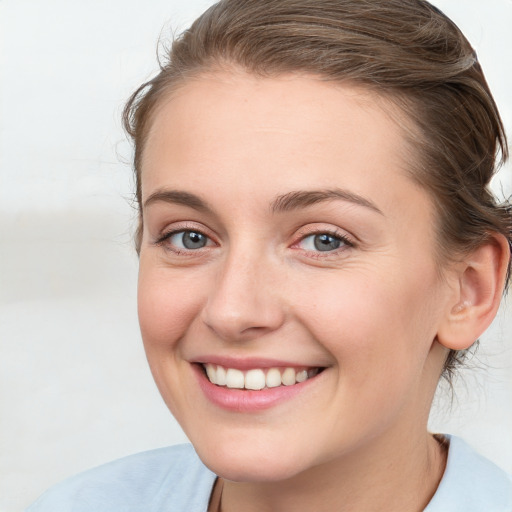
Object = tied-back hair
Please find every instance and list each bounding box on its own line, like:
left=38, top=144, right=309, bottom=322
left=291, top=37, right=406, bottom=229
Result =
left=123, top=0, right=511, bottom=378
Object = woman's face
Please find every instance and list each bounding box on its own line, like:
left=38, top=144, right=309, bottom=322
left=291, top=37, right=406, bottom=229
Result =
left=138, top=71, right=453, bottom=481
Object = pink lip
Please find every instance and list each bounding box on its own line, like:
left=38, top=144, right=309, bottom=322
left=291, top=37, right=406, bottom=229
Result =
left=192, top=363, right=324, bottom=412
left=193, top=355, right=317, bottom=371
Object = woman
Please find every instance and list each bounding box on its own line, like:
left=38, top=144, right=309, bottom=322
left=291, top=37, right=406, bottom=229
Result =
left=28, top=0, right=512, bottom=510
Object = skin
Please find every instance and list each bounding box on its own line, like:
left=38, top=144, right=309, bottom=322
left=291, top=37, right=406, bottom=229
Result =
left=137, top=70, right=471, bottom=511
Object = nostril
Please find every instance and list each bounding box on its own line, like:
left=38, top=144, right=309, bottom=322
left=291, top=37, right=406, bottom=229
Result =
left=200, top=266, right=285, bottom=341
left=201, top=309, right=284, bottom=342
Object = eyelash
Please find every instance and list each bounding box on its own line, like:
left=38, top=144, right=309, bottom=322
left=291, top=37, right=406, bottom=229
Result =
left=293, top=229, right=354, bottom=257
left=154, top=224, right=216, bottom=255
left=154, top=226, right=354, bottom=257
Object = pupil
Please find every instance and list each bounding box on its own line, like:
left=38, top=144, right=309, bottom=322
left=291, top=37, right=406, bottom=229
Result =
left=314, top=234, right=341, bottom=251
left=183, top=231, right=206, bottom=249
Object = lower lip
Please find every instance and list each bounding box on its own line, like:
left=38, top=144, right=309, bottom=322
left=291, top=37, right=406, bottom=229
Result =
left=193, top=364, right=323, bottom=412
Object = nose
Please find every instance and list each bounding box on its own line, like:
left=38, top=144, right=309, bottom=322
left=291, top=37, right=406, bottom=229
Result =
left=200, top=250, right=285, bottom=342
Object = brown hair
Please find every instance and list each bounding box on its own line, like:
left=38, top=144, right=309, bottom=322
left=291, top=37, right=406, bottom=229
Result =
left=123, top=0, right=511, bottom=376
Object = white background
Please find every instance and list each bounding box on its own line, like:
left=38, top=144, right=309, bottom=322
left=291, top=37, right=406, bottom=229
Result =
left=1, top=1, right=511, bottom=511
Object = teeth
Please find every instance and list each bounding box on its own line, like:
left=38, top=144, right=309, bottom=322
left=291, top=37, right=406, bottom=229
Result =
left=204, top=364, right=320, bottom=390
left=216, top=365, right=227, bottom=386
left=266, top=368, right=282, bottom=388
left=245, top=369, right=266, bottom=390
left=226, top=368, right=244, bottom=389
left=206, top=364, right=216, bottom=382
left=296, top=369, right=308, bottom=383
left=281, top=367, right=296, bottom=386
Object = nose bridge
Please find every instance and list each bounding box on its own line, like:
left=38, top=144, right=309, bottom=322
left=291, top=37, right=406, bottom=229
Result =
left=201, top=240, right=284, bottom=340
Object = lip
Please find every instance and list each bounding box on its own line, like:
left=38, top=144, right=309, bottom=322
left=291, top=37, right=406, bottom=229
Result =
left=192, top=355, right=320, bottom=371
left=192, top=362, right=325, bottom=412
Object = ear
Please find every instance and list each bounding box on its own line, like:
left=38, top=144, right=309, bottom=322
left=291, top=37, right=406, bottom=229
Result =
left=437, top=234, right=510, bottom=351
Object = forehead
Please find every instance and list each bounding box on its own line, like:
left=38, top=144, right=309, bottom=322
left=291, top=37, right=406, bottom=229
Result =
left=141, top=70, right=420, bottom=213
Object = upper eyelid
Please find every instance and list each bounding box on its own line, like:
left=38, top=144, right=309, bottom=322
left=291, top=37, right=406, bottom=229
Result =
left=154, top=221, right=356, bottom=249
left=293, top=225, right=355, bottom=245
left=294, top=232, right=353, bottom=251
left=160, top=221, right=213, bottom=236
left=155, top=223, right=217, bottom=245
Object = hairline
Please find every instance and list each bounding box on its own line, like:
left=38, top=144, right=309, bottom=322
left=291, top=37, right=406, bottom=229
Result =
left=136, top=63, right=456, bottom=272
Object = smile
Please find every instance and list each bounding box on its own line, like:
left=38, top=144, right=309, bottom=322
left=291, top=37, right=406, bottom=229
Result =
left=203, top=364, right=322, bottom=390
left=194, top=361, right=327, bottom=412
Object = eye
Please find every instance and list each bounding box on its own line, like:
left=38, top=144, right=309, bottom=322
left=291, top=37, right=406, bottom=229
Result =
left=298, top=232, right=350, bottom=252
left=166, top=230, right=211, bottom=250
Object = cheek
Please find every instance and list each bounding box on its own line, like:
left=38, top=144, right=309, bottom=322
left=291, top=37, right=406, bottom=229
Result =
left=294, top=266, right=441, bottom=379
left=293, top=270, right=443, bottom=439
left=137, top=260, right=206, bottom=351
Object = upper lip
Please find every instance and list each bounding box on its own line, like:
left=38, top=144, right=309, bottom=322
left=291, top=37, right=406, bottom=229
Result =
left=192, top=355, right=325, bottom=370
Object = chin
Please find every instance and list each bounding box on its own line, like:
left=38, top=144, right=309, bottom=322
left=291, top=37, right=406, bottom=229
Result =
left=194, top=439, right=311, bottom=482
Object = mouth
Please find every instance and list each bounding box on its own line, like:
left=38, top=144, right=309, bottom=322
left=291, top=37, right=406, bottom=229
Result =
left=193, top=360, right=328, bottom=412
left=201, top=363, right=325, bottom=390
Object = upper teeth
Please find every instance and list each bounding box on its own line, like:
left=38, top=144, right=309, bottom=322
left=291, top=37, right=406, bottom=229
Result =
left=204, top=364, right=318, bottom=390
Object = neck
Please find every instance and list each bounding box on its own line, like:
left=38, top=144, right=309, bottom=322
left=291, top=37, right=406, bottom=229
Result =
left=216, top=430, right=447, bottom=512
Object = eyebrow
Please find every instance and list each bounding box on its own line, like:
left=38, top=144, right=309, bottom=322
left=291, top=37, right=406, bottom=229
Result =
left=143, top=187, right=383, bottom=216
left=143, top=189, right=213, bottom=213
left=270, top=188, right=383, bottom=215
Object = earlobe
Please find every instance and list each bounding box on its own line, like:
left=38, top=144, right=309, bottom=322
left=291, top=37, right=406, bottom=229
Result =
left=436, top=235, right=510, bottom=351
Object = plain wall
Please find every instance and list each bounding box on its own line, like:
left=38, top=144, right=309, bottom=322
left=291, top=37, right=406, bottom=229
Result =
left=1, top=1, right=510, bottom=511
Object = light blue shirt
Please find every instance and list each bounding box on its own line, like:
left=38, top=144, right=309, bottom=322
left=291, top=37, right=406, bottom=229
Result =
left=27, top=436, right=512, bottom=511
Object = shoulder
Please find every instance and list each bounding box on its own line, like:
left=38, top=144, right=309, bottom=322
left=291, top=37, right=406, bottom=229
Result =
left=26, top=444, right=216, bottom=512
left=426, top=435, right=512, bottom=512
